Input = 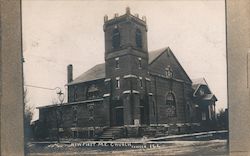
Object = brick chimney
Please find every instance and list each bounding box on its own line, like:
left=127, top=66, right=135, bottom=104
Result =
left=67, top=64, right=73, bottom=83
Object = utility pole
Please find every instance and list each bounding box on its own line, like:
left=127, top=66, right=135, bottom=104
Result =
left=55, top=88, right=65, bottom=143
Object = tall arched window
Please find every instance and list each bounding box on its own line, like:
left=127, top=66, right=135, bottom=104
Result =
left=136, top=29, right=142, bottom=48
left=112, top=28, right=120, bottom=49
left=166, top=93, right=177, bottom=117
left=166, top=93, right=175, bottom=105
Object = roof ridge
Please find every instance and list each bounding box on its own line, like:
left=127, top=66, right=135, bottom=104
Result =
left=149, top=46, right=170, bottom=53
left=148, top=46, right=170, bottom=64
left=67, top=62, right=105, bottom=85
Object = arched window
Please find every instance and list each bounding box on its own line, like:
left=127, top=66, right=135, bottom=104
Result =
left=166, top=93, right=175, bottom=105
left=166, top=93, right=177, bottom=117
left=112, top=28, right=120, bottom=49
left=87, top=84, right=100, bottom=99
left=136, top=29, right=142, bottom=48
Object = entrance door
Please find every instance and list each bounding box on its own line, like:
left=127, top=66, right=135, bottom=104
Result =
left=140, top=107, right=145, bottom=125
left=115, top=108, right=124, bottom=126
left=140, top=99, right=149, bottom=125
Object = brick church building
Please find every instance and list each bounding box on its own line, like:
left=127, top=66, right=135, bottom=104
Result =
left=36, top=8, right=217, bottom=140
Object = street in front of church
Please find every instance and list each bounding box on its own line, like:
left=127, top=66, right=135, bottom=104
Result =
left=27, top=130, right=228, bottom=156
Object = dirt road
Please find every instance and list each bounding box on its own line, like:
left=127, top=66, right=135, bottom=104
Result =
left=27, top=139, right=228, bottom=156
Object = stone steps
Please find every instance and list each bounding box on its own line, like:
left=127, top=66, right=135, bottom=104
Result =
left=98, top=127, right=124, bottom=140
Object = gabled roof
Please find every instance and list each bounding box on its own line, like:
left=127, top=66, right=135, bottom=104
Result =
left=149, top=47, right=192, bottom=83
left=202, top=94, right=218, bottom=101
left=192, top=78, right=209, bottom=93
left=67, top=47, right=192, bottom=85
left=192, top=78, right=207, bottom=86
left=192, top=78, right=217, bottom=101
left=67, top=63, right=105, bottom=85
left=148, top=47, right=170, bottom=64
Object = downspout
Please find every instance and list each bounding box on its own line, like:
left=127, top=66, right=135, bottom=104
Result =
left=182, top=82, right=187, bottom=123
left=154, top=76, right=158, bottom=125
left=109, top=79, right=113, bottom=127
left=144, top=76, right=149, bottom=124
left=130, top=75, right=134, bottom=124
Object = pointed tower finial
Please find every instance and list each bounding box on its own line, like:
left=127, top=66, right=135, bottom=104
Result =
left=104, top=15, right=108, bottom=22
left=142, top=16, right=147, bottom=22
left=126, top=7, right=131, bottom=14
left=114, top=13, right=119, bottom=18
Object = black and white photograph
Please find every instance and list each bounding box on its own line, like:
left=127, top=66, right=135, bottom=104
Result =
left=20, top=0, right=228, bottom=155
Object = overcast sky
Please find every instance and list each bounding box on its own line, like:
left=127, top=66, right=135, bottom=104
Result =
left=22, top=0, right=226, bottom=121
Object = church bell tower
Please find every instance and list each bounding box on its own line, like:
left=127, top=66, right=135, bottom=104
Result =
left=103, top=7, right=152, bottom=126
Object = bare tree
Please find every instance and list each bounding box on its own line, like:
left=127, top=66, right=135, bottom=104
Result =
left=217, top=108, right=228, bottom=130
left=24, top=88, right=34, bottom=141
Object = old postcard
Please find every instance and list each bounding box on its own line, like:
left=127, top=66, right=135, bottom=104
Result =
left=21, top=1, right=228, bottom=155
left=2, top=0, right=241, bottom=155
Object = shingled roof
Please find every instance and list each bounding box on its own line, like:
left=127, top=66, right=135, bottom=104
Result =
left=148, top=47, right=170, bottom=64
left=192, top=78, right=217, bottom=101
left=202, top=94, right=217, bottom=101
left=192, top=78, right=208, bottom=92
left=67, top=63, right=105, bottom=85
left=67, top=47, right=186, bottom=85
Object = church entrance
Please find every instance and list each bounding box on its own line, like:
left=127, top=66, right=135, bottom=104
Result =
left=115, top=108, right=124, bottom=126
left=110, top=100, right=124, bottom=126
left=140, top=107, right=145, bottom=125
left=140, top=99, right=149, bottom=125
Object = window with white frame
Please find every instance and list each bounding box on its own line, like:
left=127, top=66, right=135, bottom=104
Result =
left=139, top=77, right=143, bottom=88
left=115, top=57, right=120, bottom=69
left=138, top=57, right=142, bottom=69
left=116, top=77, right=120, bottom=89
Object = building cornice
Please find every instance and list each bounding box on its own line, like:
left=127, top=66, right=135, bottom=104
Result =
left=123, top=90, right=140, bottom=94
left=37, top=98, right=104, bottom=109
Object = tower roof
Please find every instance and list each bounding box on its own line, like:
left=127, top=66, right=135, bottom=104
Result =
left=103, top=7, right=147, bottom=27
